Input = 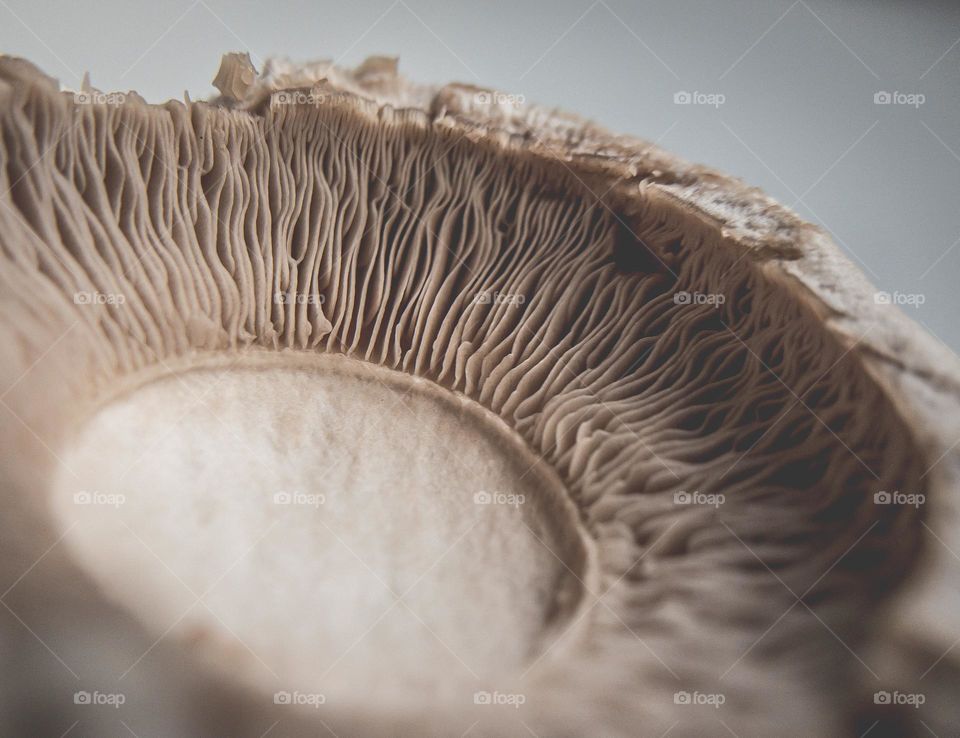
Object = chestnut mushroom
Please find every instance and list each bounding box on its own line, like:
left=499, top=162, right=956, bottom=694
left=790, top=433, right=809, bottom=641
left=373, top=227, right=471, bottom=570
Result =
left=0, top=53, right=957, bottom=737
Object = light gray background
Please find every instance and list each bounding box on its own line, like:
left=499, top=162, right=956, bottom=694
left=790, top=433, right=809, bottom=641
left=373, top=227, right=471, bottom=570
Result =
left=2, top=0, right=958, bottom=351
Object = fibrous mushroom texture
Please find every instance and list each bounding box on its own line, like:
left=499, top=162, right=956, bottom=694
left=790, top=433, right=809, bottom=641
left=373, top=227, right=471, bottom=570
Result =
left=1, top=54, right=959, bottom=738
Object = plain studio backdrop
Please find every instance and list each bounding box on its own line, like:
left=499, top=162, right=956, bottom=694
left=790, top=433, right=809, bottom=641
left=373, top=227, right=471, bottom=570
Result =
left=1, top=0, right=957, bottom=352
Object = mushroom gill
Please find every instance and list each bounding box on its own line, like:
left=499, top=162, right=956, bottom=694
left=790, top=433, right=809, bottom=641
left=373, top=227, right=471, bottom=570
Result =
left=0, top=54, right=958, bottom=738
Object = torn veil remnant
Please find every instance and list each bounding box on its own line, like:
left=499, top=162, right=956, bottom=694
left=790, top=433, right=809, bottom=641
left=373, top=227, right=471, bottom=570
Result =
left=0, top=52, right=958, bottom=738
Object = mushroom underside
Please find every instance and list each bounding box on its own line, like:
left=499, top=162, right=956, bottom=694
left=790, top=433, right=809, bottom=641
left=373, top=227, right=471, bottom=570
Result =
left=0, top=57, right=942, bottom=737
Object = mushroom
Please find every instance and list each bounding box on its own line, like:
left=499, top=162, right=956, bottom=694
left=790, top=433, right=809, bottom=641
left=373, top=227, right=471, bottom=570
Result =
left=0, top=53, right=957, bottom=738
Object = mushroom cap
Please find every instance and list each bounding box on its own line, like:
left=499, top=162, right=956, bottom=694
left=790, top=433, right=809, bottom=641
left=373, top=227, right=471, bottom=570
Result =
left=0, top=52, right=958, bottom=737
